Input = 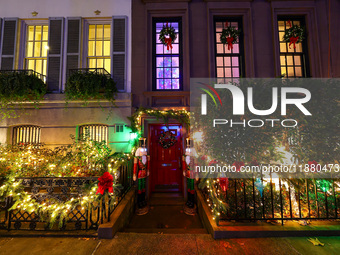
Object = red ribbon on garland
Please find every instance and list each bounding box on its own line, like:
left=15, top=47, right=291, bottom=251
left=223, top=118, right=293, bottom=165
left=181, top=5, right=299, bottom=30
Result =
left=164, top=37, right=173, bottom=50
left=96, top=172, right=114, bottom=195
left=218, top=178, right=229, bottom=192
left=226, top=37, right=234, bottom=50
left=164, top=22, right=173, bottom=50
left=232, top=161, right=245, bottom=172
left=308, top=160, right=318, bottom=168
left=287, top=20, right=292, bottom=28
left=289, top=36, right=299, bottom=49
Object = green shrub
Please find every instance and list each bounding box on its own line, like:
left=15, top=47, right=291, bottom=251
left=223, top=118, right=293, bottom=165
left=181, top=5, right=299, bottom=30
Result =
left=65, top=71, right=117, bottom=106
left=0, top=72, right=46, bottom=119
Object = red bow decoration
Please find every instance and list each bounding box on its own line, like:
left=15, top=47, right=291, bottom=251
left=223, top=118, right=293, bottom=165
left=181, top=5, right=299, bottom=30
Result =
left=209, top=160, right=218, bottom=166
left=308, top=160, right=319, bottom=168
left=218, top=178, right=229, bottom=192
left=200, top=155, right=208, bottom=161
left=226, top=37, right=234, bottom=50
left=287, top=20, right=292, bottom=28
left=164, top=37, right=173, bottom=51
left=289, top=36, right=299, bottom=49
left=233, top=161, right=245, bottom=172
left=96, top=172, right=114, bottom=195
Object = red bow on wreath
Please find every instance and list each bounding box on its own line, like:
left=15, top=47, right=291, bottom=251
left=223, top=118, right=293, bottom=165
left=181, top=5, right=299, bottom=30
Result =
left=289, top=36, right=299, bottom=49
left=308, top=160, right=318, bottom=168
left=164, top=37, right=173, bottom=51
left=96, top=172, right=114, bottom=195
left=226, top=37, right=234, bottom=50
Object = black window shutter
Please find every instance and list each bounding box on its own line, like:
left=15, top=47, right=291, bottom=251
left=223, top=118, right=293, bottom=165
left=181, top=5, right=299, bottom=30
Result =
left=0, top=18, right=18, bottom=70
left=66, top=18, right=81, bottom=77
left=112, top=17, right=127, bottom=91
left=47, top=17, right=64, bottom=92
left=0, top=18, right=2, bottom=56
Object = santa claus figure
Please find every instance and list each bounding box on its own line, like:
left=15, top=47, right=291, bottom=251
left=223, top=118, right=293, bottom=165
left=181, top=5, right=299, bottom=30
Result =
left=133, top=138, right=150, bottom=215
left=182, top=138, right=198, bottom=215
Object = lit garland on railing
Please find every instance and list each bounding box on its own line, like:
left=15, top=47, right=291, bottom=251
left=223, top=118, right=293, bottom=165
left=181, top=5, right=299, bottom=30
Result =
left=197, top=153, right=339, bottom=224
left=0, top=176, right=118, bottom=227
left=0, top=138, right=134, bottom=227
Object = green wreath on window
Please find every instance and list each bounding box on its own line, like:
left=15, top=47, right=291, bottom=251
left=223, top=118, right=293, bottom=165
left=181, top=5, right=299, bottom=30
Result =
left=283, top=25, right=304, bottom=43
left=220, top=26, right=240, bottom=45
left=159, top=23, right=177, bottom=50
left=158, top=131, right=177, bottom=149
left=283, top=25, right=304, bottom=49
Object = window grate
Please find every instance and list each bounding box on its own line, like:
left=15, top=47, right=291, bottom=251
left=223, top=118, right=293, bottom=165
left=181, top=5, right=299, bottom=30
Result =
left=12, top=125, right=41, bottom=145
left=79, top=124, right=108, bottom=143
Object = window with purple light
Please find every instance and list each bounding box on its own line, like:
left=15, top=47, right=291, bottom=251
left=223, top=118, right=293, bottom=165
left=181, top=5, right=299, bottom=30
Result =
left=154, top=20, right=181, bottom=90
left=214, top=18, right=244, bottom=82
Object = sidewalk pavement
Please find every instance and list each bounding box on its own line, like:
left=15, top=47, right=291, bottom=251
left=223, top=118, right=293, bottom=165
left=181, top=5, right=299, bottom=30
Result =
left=0, top=233, right=339, bottom=255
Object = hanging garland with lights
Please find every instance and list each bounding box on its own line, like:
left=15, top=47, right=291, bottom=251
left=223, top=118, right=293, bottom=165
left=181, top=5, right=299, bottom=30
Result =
left=282, top=20, right=304, bottom=49
left=220, top=22, right=240, bottom=50
left=158, top=130, right=177, bottom=149
left=128, top=107, right=190, bottom=135
left=159, top=22, right=177, bottom=51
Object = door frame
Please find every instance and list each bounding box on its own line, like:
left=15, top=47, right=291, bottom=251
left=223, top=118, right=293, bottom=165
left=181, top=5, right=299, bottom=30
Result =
left=148, top=123, right=184, bottom=193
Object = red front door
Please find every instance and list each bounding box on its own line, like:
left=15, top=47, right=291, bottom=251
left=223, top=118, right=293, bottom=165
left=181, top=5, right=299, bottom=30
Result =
left=149, top=124, right=183, bottom=192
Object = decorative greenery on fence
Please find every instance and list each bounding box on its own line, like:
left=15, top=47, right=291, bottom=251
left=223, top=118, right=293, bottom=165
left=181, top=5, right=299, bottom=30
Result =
left=0, top=136, right=133, bottom=228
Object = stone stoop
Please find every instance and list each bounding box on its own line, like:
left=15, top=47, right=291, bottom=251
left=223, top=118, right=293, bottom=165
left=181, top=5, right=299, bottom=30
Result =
left=196, top=188, right=340, bottom=239
left=98, top=188, right=136, bottom=239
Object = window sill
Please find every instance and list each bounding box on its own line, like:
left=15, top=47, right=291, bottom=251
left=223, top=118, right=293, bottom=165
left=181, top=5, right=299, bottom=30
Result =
left=143, top=91, right=189, bottom=96
left=143, top=91, right=189, bottom=108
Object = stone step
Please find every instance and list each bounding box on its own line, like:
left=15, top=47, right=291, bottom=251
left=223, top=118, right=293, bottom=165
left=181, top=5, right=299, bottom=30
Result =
left=151, top=192, right=182, bottom=198
left=149, top=197, right=185, bottom=206
left=149, top=192, right=185, bottom=205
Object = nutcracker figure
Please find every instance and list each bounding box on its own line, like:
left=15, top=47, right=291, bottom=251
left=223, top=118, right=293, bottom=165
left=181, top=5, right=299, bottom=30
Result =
left=133, top=138, right=150, bottom=215
left=182, top=138, right=198, bottom=215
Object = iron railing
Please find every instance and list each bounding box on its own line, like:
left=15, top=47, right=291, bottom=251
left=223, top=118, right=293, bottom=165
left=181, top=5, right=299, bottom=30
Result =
left=68, top=68, right=111, bottom=79
left=201, top=176, right=340, bottom=225
left=0, top=159, right=133, bottom=231
left=0, top=69, right=46, bottom=83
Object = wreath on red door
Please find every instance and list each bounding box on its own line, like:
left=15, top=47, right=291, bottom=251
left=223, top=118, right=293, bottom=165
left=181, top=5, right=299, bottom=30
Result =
left=158, top=131, right=177, bottom=149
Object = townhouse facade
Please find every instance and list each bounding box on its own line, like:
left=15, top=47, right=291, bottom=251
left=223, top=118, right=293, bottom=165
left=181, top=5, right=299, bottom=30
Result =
left=0, top=0, right=339, bottom=196
left=131, top=0, right=340, bottom=194
left=0, top=0, right=132, bottom=152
